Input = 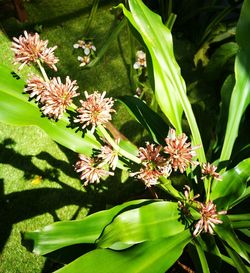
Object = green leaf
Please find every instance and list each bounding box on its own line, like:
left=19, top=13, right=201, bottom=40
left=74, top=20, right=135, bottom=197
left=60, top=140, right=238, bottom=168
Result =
left=0, top=65, right=100, bottom=156
left=119, top=0, right=206, bottom=163
left=210, top=158, right=250, bottom=210
left=54, top=230, right=192, bottom=273
left=24, top=199, right=154, bottom=255
left=194, top=240, right=210, bottom=273
left=220, top=0, right=250, bottom=162
left=97, top=201, right=186, bottom=250
left=214, top=215, right=249, bottom=263
left=118, top=95, right=169, bottom=143
left=224, top=244, right=250, bottom=273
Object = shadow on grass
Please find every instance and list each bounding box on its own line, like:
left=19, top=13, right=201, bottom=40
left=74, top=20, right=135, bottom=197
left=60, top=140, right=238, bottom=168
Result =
left=0, top=138, right=148, bottom=255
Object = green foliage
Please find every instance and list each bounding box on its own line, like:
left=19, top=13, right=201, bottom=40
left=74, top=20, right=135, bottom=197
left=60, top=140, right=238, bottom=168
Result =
left=54, top=230, right=192, bottom=273
left=0, top=65, right=100, bottom=156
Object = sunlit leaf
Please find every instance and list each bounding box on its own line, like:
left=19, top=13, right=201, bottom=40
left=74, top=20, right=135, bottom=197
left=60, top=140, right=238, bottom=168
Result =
left=0, top=65, right=100, bottom=156
left=24, top=199, right=154, bottom=255
left=97, top=201, right=186, bottom=250
left=214, top=215, right=249, bottom=263
left=54, top=230, right=192, bottom=273
left=220, top=0, right=250, bottom=162
left=210, top=158, right=250, bottom=210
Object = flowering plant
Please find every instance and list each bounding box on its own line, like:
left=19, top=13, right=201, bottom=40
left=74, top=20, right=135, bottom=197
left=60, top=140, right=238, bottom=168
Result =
left=0, top=0, right=249, bottom=272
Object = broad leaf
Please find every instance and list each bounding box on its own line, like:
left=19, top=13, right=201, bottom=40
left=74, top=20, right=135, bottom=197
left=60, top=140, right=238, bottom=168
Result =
left=24, top=199, right=154, bottom=255
left=97, top=201, right=186, bottom=250
left=0, top=65, right=100, bottom=156
left=210, top=158, right=250, bottom=210
left=220, top=0, right=250, bottom=162
left=54, top=230, right=192, bottom=273
left=214, top=215, right=249, bottom=263
left=118, top=95, right=169, bottom=143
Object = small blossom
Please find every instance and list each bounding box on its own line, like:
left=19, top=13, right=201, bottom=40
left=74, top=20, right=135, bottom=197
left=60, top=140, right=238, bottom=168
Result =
left=82, top=41, right=96, bottom=55
left=98, top=139, right=120, bottom=170
left=77, top=56, right=90, bottom=67
left=133, top=50, right=147, bottom=69
left=11, top=31, right=58, bottom=70
left=41, top=76, right=79, bottom=119
left=193, top=201, right=227, bottom=236
left=164, top=129, right=199, bottom=173
left=132, top=142, right=171, bottom=187
left=73, top=40, right=86, bottom=49
left=201, top=163, right=221, bottom=181
left=74, top=154, right=114, bottom=186
left=24, top=74, right=46, bottom=101
left=74, top=91, right=115, bottom=132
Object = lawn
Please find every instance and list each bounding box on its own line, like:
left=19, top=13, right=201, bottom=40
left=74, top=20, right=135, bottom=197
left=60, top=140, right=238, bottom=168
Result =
left=0, top=1, right=142, bottom=272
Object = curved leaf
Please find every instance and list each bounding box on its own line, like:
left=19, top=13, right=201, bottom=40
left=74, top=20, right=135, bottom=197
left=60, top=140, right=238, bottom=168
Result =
left=97, top=201, right=186, bottom=250
left=0, top=65, right=100, bottom=155
left=214, top=215, right=249, bottom=263
left=118, top=0, right=206, bottom=163
left=54, top=230, right=192, bottom=273
left=118, top=95, right=169, bottom=143
left=24, top=199, right=154, bottom=255
left=210, top=158, right=250, bottom=210
left=220, top=0, right=250, bottom=162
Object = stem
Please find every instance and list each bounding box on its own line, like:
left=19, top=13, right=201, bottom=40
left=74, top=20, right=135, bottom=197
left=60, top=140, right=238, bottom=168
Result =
left=37, top=60, right=49, bottom=82
left=165, top=13, right=177, bottom=31
left=158, top=177, right=180, bottom=199
left=98, top=125, right=141, bottom=164
left=205, top=177, right=212, bottom=203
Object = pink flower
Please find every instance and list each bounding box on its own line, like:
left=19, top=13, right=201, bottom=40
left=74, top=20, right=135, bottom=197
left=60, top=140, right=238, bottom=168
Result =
left=41, top=76, right=79, bottom=119
left=164, top=128, right=199, bottom=173
left=74, top=154, right=114, bottom=186
left=201, top=163, right=221, bottom=180
left=11, top=31, right=58, bottom=70
left=98, top=139, right=120, bottom=170
left=132, top=142, right=171, bottom=187
left=193, top=201, right=227, bottom=236
left=24, top=74, right=46, bottom=101
left=74, top=91, right=115, bottom=132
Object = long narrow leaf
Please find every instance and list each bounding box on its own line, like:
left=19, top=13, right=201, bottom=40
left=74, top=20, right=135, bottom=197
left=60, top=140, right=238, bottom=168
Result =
left=118, top=0, right=206, bottom=163
left=194, top=240, right=210, bottom=273
left=214, top=215, right=249, bottom=263
left=210, top=158, right=250, bottom=210
left=224, top=245, right=249, bottom=273
left=54, top=230, right=192, bottom=273
left=0, top=65, right=100, bottom=155
left=118, top=95, right=169, bottom=143
left=220, top=0, right=250, bottom=162
left=97, top=201, right=186, bottom=249
left=24, top=199, right=154, bottom=255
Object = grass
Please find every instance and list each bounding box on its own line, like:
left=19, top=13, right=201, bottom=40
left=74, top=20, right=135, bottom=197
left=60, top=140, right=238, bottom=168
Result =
left=0, top=1, right=143, bottom=272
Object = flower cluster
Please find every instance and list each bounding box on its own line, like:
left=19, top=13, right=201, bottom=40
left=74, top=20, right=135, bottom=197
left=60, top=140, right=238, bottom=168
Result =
left=74, top=154, right=114, bottom=186
left=133, top=50, right=147, bottom=69
left=193, top=201, right=227, bottom=236
left=131, top=143, right=171, bottom=187
left=164, top=128, right=199, bottom=173
left=11, top=31, right=58, bottom=70
left=74, top=91, right=116, bottom=132
left=201, top=163, right=221, bottom=180
left=25, top=75, right=79, bottom=119
left=73, top=40, right=96, bottom=67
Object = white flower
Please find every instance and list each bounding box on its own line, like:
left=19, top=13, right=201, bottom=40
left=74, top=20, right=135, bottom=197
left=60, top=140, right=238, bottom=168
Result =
left=133, top=50, right=146, bottom=69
